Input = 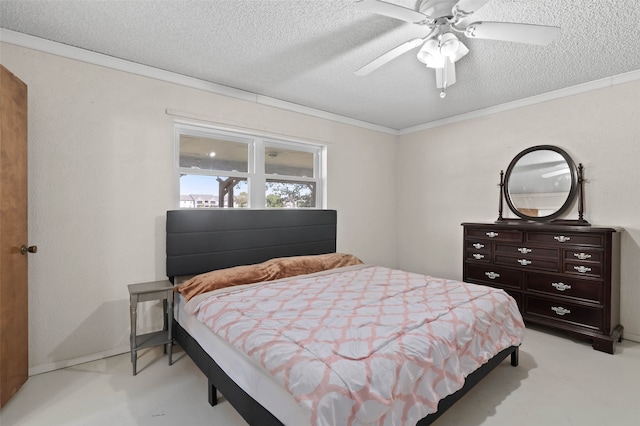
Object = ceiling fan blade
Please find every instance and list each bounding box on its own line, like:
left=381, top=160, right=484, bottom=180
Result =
left=454, top=0, right=492, bottom=15
left=356, top=0, right=429, bottom=23
left=465, top=22, right=561, bottom=46
left=355, top=37, right=426, bottom=76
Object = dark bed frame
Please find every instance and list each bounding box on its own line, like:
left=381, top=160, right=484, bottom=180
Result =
left=166, top=209, right=519, bottom=426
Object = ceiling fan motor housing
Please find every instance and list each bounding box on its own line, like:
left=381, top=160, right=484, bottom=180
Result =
left=419, top=0, right=459, bottom=20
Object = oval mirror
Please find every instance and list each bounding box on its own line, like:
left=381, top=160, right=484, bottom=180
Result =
left=504, top=145, right=578, bottom=221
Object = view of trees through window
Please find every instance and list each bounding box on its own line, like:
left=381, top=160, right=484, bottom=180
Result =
left=266, top=181, right=316, bottom=208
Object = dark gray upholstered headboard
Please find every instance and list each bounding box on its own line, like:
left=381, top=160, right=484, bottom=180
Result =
left=166, top=209, right=337, bottom=281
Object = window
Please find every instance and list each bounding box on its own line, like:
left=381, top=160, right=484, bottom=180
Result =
left=175, top=123, right=323, bottom=208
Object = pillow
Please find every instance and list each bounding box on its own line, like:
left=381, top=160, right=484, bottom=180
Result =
left=177, top=253, right=363, bottom=301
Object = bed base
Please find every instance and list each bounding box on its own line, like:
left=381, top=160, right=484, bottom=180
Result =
left=174, top=320, right=519, bottom=426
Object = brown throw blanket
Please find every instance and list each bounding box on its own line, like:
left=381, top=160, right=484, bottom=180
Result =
left=177, top=253, right=363, bottom=301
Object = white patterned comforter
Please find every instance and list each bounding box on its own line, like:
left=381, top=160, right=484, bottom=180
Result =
left=186, top=265, right=525, bottom=426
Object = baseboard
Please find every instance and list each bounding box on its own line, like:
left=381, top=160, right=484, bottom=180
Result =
left=623, top=332, right=640, bottom=344
left=29, top=345, right=131, bottom=376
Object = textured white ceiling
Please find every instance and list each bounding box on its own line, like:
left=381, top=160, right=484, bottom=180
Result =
left=1, top=0, right=639, bottom=130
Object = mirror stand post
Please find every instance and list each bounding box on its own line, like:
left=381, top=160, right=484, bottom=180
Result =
left=578, top=163, right=589, bottom=224
left=497, top=170, right=504, bottom=222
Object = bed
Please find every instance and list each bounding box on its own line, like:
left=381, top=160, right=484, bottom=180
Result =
left=166, top=209, right=523, bottom=426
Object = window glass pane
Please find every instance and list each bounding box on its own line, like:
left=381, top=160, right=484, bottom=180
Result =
left=264, top=146, right=314, bottom=177
left=265, top=180, right=316, bottom=208
left=180, top=135, right=248, bottom=172
left=180, top=174, right=248, bottom=208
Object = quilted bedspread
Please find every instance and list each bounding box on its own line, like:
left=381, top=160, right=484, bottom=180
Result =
left=187, top=265, right=525, bottom=426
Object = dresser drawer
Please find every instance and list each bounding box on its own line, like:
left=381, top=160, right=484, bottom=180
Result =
left=466, top=228, right=522, bottom=242
left=526, top=272, right=603, bottom=303
left=564, top=262, right=603, bottom=278
left=466, top=251, right=490, bottom=262
left=524, top=295, right=602, bottom=330
left=495, top=244, right=558, bottom=259
left=495, top=255, right=558, bottom=271
left=565, top=249, right=603, bottom=263
left=526, top=231, right=604, bottom=247
left=465, top=263, right=523, bottom=289
left=466, top=240, right=491, bottom=253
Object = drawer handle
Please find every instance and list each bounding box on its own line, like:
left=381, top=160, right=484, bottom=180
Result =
left=517, top=259, right=532, bottom=266
left=551, top=306, right=571, bottom=316
left=517, top=247, right=532, bottom=254
left=551, top=282, right=572, bottom=291
left=554, top=235, right=571, bottom=243
left=485, top=272, right=500, bottom=280
left=473, top=243, right=485, bottom=249
left=574, top=252, right=592, bottom=260
left=574, top=266, right=592, bottom=274
left=473, top=254, right=485, bottom=260
left=486, top=232, right=499, bottom=238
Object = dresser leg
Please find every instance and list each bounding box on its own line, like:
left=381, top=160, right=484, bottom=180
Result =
left=591, top=337, right=614, bottom=354
left=592, top=324, right=624, bottom=354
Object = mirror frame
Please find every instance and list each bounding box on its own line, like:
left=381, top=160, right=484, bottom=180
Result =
left=502, top=145, right=579, bottom=222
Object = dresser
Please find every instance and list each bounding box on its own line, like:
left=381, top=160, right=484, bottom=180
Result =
left=462, top=222, right=622, bottom=354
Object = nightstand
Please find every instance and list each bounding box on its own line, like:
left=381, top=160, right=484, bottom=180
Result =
left=128, top=279, right=174, bottom=375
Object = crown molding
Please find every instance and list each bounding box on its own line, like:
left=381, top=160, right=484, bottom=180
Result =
left=0, top=28, right=399, bottom=136
left=399, top=69, right=640, bottom=135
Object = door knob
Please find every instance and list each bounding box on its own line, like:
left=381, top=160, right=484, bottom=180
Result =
left=20, top=245, right=37, bottom=255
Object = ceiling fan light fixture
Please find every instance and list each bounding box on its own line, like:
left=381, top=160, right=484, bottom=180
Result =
left=417, top=51, right=441, bottom=68
left=448, top=41, right=469, bottom=63
left=416, top=39, right=442, bottom=67
left=417, top=34, right=468, bottom=68
left=439, top=33, right=460, bottom=56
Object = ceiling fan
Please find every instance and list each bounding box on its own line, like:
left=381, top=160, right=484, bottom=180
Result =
left=355, top=0, right=561, bottom=98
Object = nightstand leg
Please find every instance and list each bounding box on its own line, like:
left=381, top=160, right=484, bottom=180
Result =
left=130, top=294, right=138, bottom=375
left=168, top=292, right=174, bottom=365
left=162, top=299, right=168, bottom=354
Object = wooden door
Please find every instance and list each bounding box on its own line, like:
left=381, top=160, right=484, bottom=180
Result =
left=0, top=65, right=29, bottom=408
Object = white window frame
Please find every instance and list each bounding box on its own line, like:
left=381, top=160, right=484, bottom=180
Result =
left=175, top=121, right=325, bottom=208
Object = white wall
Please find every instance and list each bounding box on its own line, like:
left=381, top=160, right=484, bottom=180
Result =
left=397, top=80, right=640, bottom=342
left=1, top=43, right=398, bottom=372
